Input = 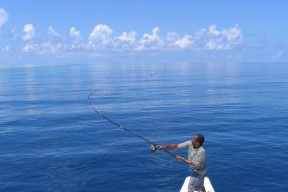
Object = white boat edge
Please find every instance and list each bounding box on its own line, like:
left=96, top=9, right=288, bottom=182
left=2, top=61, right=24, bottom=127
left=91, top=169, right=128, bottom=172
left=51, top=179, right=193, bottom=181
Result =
left=180, top=176, right=215, bottom=192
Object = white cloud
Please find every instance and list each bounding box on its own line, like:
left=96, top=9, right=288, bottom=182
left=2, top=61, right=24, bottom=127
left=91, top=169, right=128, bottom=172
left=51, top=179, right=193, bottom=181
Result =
left=175, top=35, right=193, bottom=49
left=22, top=41, right=62, bottom=53
left=165, top=32, right=179, bottom=42
left=208, top=25, right=220, bottom=36
left=141, top=27, right=159, bottom=43
left=192, top=24, right=242, bottom=50
left=23, top=24, right=36, bottom=41
left=222, top=25, right=242, bottom=47
left=117, top=31, right=136, bottom=44
left=138, top=27, right=164, bottom=50
left=22, top=25, right=63, bottom=53
left=88, top=24, right=113, bottom=47
left=70, top=27, right=81, bottom=39
left=48, top=26, right=60, bottom=37
left=0, top=8, right=8, bottom=27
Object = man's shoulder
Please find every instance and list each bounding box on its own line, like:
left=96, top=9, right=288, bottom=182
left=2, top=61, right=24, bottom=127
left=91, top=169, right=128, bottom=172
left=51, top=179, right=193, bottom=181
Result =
left=198, top=146, right=206, bottom=154
left=178, top=140, right=192, bottom=148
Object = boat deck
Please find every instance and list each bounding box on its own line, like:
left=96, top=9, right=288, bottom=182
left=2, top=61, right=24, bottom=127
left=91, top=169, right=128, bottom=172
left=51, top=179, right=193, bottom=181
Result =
left=180, top=176, right=215, bottom=192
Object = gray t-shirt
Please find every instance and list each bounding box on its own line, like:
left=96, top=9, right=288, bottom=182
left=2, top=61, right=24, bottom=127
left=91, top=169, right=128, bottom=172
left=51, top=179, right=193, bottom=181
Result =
left=178, top=140, right=206, bottom=175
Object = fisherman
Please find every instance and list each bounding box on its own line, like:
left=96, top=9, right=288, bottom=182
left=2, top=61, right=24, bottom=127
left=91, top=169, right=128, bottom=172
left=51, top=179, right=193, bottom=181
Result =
left=160, top=134, right=206, bottom=192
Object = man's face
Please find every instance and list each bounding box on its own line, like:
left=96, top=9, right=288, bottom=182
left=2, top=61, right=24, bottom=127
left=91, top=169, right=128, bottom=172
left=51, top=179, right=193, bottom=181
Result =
left=192, top=135, right=199, bottom=148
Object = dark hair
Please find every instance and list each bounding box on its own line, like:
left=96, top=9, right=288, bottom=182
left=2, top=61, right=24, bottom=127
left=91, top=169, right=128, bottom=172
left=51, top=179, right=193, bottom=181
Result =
left=196, top=134, right=205, bottom=146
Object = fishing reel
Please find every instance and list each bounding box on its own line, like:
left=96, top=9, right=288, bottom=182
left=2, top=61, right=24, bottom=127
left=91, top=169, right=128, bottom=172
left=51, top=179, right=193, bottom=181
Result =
left=151, top=144, right=160, bottom=152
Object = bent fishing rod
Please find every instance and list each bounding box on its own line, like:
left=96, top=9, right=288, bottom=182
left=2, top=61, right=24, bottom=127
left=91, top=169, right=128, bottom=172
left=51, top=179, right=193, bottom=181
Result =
left=88, top=92, right=177, bottom=158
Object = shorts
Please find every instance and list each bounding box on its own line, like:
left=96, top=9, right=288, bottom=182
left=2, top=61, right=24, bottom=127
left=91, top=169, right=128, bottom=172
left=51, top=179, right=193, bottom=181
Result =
left=188, top=171, right=205, bottom=192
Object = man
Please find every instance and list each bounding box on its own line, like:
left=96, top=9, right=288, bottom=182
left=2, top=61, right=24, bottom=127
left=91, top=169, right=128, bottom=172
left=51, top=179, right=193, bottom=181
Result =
left=160, top=134, right=206, bottom=192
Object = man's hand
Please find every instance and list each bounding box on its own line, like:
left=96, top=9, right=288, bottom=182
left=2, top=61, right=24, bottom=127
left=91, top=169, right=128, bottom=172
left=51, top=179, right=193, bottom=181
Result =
left=176, top=155, right=193, bottom=166
left=176, top=155, right=184, bottom=161
left=151, top=145, right=160, bottom=151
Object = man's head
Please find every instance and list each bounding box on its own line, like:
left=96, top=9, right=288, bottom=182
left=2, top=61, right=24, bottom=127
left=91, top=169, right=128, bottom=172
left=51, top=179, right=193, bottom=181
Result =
left=192, top=134, right=205, bottom=148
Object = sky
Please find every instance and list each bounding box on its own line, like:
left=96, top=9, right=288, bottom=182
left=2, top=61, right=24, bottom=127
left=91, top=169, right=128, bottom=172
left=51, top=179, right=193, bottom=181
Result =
left=0, top=0, right=288, bottom=65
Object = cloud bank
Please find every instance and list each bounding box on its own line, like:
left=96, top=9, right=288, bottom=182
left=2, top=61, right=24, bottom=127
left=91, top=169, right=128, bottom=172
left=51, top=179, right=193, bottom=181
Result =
left=18, top=24, right=243, bottom=55
left=0, top=7, right=246, bottom=60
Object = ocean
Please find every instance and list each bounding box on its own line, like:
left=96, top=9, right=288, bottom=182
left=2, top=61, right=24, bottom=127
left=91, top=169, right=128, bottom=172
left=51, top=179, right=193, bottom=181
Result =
left=0, top=62, right=287, bottom=192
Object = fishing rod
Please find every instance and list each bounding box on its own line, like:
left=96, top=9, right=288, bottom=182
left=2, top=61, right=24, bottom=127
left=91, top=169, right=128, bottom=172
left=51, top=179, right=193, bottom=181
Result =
left=88, top=91, right=177, bottom=158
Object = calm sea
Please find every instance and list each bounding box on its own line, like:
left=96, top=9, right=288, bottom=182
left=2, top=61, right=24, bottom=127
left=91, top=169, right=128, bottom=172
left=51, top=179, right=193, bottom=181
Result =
left=0, top=62, right=288, bottom=192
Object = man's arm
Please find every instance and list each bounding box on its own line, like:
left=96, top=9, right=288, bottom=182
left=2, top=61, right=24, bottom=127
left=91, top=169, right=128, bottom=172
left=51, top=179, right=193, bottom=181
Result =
left=160, top=144, right=180, bottom=150
left=175, top=155, right=195, bottom=166
left=177, top=150, right=205, bottom=168
left=160, top=144, right=196, bottom=166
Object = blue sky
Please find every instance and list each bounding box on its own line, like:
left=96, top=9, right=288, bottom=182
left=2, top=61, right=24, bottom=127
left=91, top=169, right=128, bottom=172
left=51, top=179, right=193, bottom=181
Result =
left=0, top=0, right=288, bottom=65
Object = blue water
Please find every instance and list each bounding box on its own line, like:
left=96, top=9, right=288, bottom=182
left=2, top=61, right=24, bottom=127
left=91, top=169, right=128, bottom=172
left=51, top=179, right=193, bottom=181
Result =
left=1, top=62, right=288, bottom=192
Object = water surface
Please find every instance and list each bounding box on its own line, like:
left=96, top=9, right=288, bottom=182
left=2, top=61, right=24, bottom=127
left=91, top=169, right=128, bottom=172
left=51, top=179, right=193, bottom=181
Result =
left=1, top=62, right=288, bottom=192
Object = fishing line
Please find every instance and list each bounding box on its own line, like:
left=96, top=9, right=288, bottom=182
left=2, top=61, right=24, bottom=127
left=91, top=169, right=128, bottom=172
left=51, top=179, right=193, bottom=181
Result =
left=88, top=91, right=177, bottom=158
